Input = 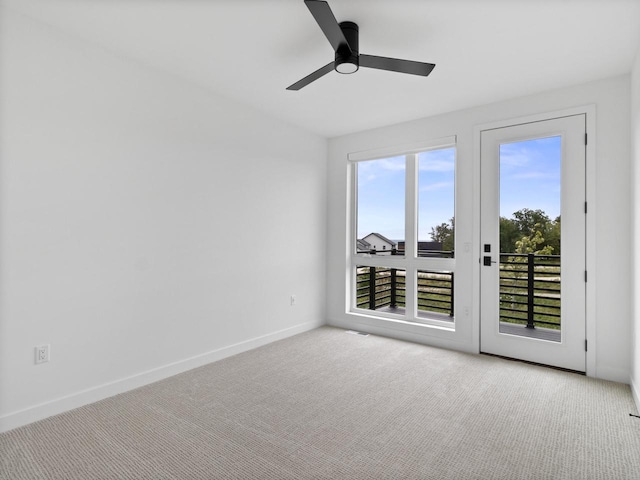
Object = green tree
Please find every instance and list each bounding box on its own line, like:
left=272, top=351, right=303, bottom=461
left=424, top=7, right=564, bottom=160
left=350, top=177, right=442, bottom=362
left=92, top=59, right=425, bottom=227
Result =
left=515, top=225, right=554, bottom=255
left=499, top=216, right=520, bottom=253
left=545, top=216, right=561, bottom=254
left=430, top=217, right=454, bottom=251
left=501, top=208, right=560, bottom=255
left=512, top=208, right=551, bottom=237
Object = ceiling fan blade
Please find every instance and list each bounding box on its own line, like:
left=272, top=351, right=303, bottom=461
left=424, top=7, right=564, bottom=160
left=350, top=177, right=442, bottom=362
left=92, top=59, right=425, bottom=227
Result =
left=286, top=61, right=335, bottom=90
left=360, top=54, right=435, bottom=77
left=304, top=0, right=352, bottom=54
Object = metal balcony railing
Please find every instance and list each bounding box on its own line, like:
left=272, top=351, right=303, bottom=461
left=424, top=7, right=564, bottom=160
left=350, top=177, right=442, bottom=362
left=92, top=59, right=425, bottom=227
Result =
left=356, top=248, right=454, bottom=258
left=356, top=267, right=454, bottom=317
left=355, top=253, right=561, bottom=329
left=499, top=253, right=561, bottom=330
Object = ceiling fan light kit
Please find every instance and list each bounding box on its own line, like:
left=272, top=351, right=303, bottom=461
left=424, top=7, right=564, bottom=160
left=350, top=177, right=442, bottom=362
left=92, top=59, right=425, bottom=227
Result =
left=334, top=21, right=359, bottom=74
left=287, top=0, right=435, bottom=90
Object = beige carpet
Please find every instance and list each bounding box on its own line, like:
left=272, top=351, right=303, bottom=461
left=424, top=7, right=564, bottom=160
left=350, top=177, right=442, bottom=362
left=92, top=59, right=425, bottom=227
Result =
left=1, top=326, right=639, bottom=479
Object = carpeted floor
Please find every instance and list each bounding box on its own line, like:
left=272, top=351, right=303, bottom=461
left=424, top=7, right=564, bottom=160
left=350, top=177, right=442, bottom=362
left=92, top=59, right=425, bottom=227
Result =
left=1, top=326, right=639, bottom=479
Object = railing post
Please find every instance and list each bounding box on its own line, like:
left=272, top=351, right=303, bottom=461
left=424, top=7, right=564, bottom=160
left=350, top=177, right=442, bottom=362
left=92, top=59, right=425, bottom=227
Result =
left=390, top=268, right=397, bottom=308
left=368, top=266, right=376, bottom=310
left=449, top=272, right=454, bottom=317
left=527, top=253, right=535, bottom=329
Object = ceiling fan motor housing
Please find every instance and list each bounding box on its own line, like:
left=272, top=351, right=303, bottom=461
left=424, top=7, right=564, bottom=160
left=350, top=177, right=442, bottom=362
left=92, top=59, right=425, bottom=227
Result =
left=286, top=1, right=435, bottom=90
left=335, top=21, right=359, bottom=73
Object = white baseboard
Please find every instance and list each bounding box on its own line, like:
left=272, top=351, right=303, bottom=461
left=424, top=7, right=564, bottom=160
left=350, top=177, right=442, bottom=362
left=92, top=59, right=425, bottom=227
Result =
left=592, top=365, right=631, bottom=384
left=631, top=377, right=640, bottom=413
left=327, top=315, right=474, bottom=354
left=0, top=320, right=323, bottom=433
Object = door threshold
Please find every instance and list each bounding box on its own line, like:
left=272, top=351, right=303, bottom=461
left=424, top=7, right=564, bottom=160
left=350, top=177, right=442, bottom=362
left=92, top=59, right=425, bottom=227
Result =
left=480, top=352, right=586, bottom=375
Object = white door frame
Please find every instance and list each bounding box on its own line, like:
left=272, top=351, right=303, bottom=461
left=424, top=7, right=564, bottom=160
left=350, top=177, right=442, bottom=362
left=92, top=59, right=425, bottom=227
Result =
left=472, top=105, right=596, bottom=376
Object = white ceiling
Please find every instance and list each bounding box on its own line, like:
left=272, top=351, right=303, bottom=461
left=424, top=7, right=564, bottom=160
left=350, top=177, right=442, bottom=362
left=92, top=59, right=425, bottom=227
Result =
left=3, top=0, right=640, bottom=138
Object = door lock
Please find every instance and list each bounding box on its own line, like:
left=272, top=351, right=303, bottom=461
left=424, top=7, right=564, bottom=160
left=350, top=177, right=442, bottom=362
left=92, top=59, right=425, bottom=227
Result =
left=483, top=256, right=496, bottom=266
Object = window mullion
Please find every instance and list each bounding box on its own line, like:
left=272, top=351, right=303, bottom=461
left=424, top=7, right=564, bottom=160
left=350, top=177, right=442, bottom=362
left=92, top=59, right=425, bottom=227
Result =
left=405, top=154, right=418, bottom=319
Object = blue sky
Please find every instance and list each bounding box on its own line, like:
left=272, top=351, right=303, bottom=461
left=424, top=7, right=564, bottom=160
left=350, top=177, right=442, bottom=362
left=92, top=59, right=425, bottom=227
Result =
left=357, top=138, right=561, bottom=242
left=357, top=148, right=455, bottom=241
left=418, top=149, right=456, bottom=241
left=500, top=136, right=561, bottom=220
left=357, top=155, right=406, bottom=240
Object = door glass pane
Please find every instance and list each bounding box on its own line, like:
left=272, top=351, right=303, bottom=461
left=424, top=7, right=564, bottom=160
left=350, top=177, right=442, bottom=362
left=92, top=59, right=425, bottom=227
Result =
left=499, top=137, right=561, bottom=342
left=417, top=148, right=455, bottom=258
left=356, top=157, right=405, bottom=256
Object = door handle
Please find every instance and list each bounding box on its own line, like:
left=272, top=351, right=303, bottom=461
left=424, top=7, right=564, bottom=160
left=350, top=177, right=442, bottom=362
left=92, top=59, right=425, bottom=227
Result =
left=483, top=256, right=496, bottom=266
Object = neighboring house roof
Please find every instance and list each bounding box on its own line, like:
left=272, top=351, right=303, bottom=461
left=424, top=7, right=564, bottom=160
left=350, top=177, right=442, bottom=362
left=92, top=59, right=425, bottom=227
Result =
left=363, top=232, right=397, bottom=247
left=357, top=239, right=372, bottom=250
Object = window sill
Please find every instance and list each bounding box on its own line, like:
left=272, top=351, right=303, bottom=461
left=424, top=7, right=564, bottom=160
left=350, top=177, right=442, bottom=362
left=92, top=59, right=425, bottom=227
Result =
left=349, top=307, right=456, bottom=333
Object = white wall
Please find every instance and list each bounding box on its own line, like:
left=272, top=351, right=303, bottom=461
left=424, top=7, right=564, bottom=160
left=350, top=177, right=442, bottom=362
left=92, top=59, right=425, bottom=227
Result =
left=0, top=9, right=327, bottom=431
left=631, top=44, right=640, bottom=408
left=327, top=75, right=631, bottom=383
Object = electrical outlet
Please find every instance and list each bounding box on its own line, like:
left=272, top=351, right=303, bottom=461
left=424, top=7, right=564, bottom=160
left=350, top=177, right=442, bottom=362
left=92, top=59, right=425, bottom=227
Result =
left=290, top=295, right=297, bottom=306
left=35, top=345, right=50, bottom=364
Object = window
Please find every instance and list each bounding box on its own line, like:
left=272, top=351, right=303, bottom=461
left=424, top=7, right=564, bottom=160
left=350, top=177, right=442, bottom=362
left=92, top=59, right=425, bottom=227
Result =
left=356, top=156, right=405, bottom=256
left=418, top=148, right=455, bottom=258
left=356, top=266, right=406, bottom=311
left=350, top=139, right=456, bottom=327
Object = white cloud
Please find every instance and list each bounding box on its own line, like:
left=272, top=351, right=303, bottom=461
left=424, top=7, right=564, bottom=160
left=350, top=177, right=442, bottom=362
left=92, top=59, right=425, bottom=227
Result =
left=418, top=159, right=455, bottom=172
left=420, top=181, right=454, bottom=192
left=375, top=157, right=406, bottom=171
left=510, top=171, right=558, bottom=180
left=357, top=157, right=405, bottom=184
left=500, top=147, right=531, bottom=168
left=417, top=148, right=455, bottom=172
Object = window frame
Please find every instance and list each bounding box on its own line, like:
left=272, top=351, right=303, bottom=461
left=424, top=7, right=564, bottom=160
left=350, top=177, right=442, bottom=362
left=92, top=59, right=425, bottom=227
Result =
left=349, top=137, right=457, bottom=328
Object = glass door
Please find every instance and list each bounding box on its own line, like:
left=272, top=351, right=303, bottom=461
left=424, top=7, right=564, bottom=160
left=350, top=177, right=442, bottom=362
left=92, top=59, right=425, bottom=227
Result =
left=480, top=115, right=586, bottom=371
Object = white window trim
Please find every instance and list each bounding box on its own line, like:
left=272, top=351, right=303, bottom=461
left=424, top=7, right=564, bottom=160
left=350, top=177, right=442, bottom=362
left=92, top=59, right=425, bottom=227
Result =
left=348, top=136, right=457, bottom=162
left=349, top=137, right=457, bottom=329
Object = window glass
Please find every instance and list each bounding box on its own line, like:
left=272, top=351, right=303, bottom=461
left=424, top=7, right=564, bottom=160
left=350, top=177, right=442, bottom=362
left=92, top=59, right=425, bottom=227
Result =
left=417, top=148, right=455, bottom=258
left=356, top=266, right=406, bottom=313
left=356, top=156, right=405, bottom=255
left=499, top=136, right=561, bottom=339
left=417, top=270, right=454, bottom=320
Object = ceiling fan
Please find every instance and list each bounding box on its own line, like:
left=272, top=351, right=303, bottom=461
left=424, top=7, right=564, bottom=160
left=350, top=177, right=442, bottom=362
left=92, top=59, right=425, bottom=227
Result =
left=287, top=0, right=436, bottom=91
